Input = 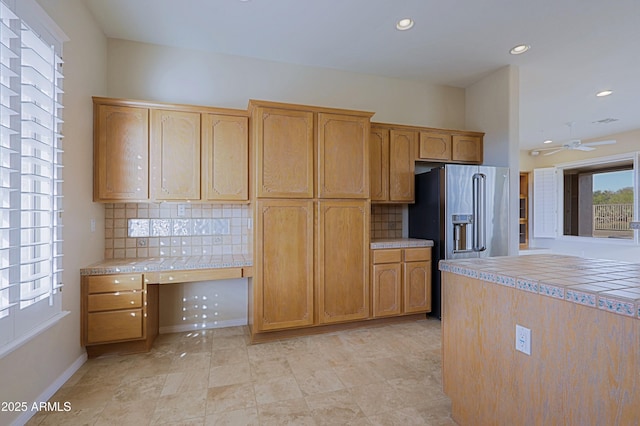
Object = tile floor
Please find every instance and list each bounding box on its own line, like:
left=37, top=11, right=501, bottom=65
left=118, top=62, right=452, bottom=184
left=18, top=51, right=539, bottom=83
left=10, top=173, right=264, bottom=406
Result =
left=27, top=318, right=455, bottom=425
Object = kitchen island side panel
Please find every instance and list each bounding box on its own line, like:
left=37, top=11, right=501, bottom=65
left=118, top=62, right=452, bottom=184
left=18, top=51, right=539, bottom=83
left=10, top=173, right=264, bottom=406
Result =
left=442, top=271, right=640, bottom=425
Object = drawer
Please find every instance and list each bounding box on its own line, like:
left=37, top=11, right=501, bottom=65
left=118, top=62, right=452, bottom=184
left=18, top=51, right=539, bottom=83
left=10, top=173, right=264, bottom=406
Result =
left=86, top=309, right=143, bottom=344
left=372, top=249, right=402, bottom=264
left=87, top=274, right=143, bottom=294
left=155, top=268, right=242, bottom=284
left=87, top=291, right=143, bottom=312
left=404, top=247, right=431, bottom=262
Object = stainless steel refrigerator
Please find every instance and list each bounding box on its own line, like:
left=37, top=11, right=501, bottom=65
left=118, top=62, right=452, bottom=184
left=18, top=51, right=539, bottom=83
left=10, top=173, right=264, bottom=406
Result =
left=408, top=164, right=510, bottom=318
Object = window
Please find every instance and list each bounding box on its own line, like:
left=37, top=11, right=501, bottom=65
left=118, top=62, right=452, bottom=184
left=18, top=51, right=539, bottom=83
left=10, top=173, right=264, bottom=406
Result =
left=0, top=0, right=64, bottom=353
left=533, top=152, right=639, bottom=243
left=563, top=165, right=633, bottom=239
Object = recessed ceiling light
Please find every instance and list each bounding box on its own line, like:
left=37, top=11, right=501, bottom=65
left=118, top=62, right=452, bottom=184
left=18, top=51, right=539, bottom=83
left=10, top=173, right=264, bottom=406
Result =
left=596, top=90, right=613, bottom=97
left=509, top=44, right=530, bottom=55
left=543, top=139, right=553, bottom=144
left=396, top=18, right=414, bottom=31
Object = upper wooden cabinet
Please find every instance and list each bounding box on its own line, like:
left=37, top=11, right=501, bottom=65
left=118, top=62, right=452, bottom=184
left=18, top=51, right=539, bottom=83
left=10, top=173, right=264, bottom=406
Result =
left=369, top=126, right=389, bottom=201
left=150, top=109, right=201, bottom=201
left=452, top=134, right=483, bottom=163
left=418, top=129, right=483, bottom=164
left=369, top=124, right=415, bottom=203
left=317, top=113, right=369, bottom=198
left=253, top=106, right=314, bottom=198
left=93, top=97, right=248, bottom=203
left=389, top=129, right=416, bottom=202
left=250, top=100, right=373, bottom=200
left=201, top=114, right=248, bottom=201
left=419, top=131, right=451, bottom=161
left=93, top=103, right=149, bottom=202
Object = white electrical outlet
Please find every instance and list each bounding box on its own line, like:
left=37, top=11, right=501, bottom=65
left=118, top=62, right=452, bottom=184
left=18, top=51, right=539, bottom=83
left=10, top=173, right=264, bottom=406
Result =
left=515, top=324, right=531, bottom=355
left=177, top=204, right=186, bottom=217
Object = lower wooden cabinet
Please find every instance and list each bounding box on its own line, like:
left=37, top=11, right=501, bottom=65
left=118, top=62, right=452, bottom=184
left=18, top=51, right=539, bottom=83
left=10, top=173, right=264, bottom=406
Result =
left=252, top=199, right=370, bottom=335
left=317, top=200, right=370, bottom=324
left=255, top=199, right=315, bottom=331
left=371, top=247, right=432, bottom=317
left=81, top=273, right=158, bottom=357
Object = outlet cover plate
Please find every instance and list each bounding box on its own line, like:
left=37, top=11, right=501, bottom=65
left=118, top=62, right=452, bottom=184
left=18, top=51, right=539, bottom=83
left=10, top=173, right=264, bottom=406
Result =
left=516, top=324, right=531, bottom=355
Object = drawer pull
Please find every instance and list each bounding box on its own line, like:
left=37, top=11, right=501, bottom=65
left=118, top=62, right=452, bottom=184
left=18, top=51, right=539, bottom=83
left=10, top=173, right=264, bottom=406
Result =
left=130, top=312, right=136, bottom=317
left=114, top=280, right=120, bottom=284
left=130, top=300, right=135, bottom=304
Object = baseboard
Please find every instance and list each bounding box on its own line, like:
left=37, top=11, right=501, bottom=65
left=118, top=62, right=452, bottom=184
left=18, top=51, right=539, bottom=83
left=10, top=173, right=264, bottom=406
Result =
left=159, top=318, right=247, bottom=334
left=12, top=352, right=87, bottom=426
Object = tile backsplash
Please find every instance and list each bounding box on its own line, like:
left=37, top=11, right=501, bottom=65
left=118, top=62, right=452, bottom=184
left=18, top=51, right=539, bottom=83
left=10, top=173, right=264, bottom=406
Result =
left=104, top=203, right=251, bottom=259
left=371, top=204, right=403, bottom=239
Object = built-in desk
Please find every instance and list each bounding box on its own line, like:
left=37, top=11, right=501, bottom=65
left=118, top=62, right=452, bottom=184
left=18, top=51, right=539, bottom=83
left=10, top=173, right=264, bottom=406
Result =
left=80, top=255, right=252, bottom=357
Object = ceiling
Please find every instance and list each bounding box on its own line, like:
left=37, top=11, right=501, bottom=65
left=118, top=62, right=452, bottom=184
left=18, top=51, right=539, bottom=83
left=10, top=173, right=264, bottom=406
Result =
left=83, top=0, right=640, bottom=150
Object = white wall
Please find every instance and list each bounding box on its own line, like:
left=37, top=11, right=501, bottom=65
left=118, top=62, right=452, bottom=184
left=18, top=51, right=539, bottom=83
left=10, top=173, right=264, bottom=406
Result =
left=521, top=128, right=640, bottom=262
left=106, top=39, right=466, bottom=129
left=105, top=38, right=469, bottom=329
left=465, top=65, right=521, bottom=256
left=0, top=1, right=107, bottom=425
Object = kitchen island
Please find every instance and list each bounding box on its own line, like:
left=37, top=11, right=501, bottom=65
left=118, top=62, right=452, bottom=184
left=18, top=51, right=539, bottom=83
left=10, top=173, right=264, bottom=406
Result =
left=440, top=254, right=640, bottom=425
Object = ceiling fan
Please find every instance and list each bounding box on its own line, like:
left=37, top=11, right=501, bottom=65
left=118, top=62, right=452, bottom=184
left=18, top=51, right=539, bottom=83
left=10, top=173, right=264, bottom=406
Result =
left=530, top=138, right=617, bottom=156
left=529, top=122, right=616, bottom=156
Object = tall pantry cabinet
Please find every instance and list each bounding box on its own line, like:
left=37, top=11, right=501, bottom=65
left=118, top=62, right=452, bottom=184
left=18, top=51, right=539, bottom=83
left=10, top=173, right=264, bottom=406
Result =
left=249, top=100, right=373, bottom=338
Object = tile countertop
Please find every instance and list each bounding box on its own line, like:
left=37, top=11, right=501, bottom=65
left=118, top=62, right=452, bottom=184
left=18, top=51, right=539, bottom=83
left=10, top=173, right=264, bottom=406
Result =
left=440, top=254, right=640, bottom=320
left=370, top=238, right=434, bottom=249
left=81, top=254, right=253, bottom=276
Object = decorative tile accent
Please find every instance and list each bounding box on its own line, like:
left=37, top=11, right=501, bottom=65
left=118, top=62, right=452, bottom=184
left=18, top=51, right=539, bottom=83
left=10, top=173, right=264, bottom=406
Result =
left=150, top=219, right=171, bottom=237
left=494, top=274, right=516, bottom=288
left=172, top=219, right=191, bottom=236
left=516, top=278, right=539, bottom=294
left=128, top=219, right=149, bottom=238
left=539, top=283, right=565, bottom=300
left=193, top=218, right=211, bottom=235
left=478, top=271, right=496, bottom=283
left=565, top=289, right=597, bottom=307
left=598, top=297, right=636, bottom=317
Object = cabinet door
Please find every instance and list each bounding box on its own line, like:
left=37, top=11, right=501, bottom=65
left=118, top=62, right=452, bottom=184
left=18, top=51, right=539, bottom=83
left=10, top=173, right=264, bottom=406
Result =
left=389, top=129, right=416, bottom=202
left=255, top=107, right=314, bottom=198
left=150, top=109, right=201, bottom=200
left=452, top=134, right=482, bottom=163
left=372, top=263, right=402, bottom=318
left=403, top=261, right=431, bottom=313
left=256, top=200, right=314, bottom=331
left=201, top=113, right=248, bottom=201
left=370, top=126, right=389, bottom=202
left=317, top=200, right=369, bottom=323
left=318, top=113, right=370, bottom=198
left=419, top=131, right=451, bottom=161
left=94, top=104, right=149, bottom=202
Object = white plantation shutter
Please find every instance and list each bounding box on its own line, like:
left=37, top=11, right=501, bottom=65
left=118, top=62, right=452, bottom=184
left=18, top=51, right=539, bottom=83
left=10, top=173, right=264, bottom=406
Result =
left=0, top=0, right=65, bottom=352
left=533, top=167, right=558, bottom=238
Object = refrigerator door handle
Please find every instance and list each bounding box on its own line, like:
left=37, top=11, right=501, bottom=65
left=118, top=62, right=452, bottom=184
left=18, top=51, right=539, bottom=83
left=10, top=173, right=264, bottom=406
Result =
left=472, top=173, right=487, bottom=252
